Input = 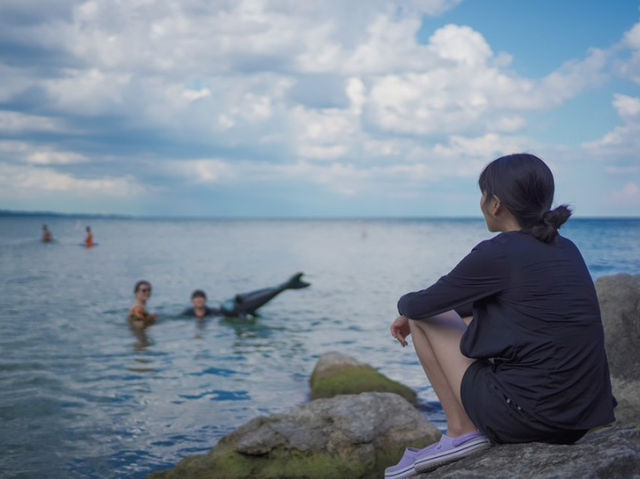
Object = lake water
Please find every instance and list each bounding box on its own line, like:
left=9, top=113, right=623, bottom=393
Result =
left=1, top=216, right=639, bottom=478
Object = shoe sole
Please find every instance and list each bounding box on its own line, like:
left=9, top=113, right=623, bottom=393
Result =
left=385, top=443, right=440, bottom=479
left=414, top=439, right=491, bottom=473
left=385, top=463, right=416, bottom=479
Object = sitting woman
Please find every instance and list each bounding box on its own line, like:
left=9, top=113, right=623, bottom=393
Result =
left=129, top=280, right=157, bottom=329
left=386, top=153, right=616, bottom=478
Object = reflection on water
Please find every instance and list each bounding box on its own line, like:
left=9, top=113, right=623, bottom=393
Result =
left=1, top=217, right=639, bottom=478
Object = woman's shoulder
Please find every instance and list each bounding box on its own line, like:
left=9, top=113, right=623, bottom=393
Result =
left=484, top=231, right=582, bottom=258
left=473, top=231, right=520, bottom=251
left=470, top=232, right=541, bottom=262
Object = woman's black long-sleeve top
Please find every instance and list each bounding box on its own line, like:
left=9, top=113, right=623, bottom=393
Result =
left=397, top=231, right=616, bottom=429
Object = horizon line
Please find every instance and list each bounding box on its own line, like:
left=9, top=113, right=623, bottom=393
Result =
left=1, top=209, right=639, bottom=221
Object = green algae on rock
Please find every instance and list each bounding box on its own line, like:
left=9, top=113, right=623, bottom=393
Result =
left=309, top=351, right=417, bottom=403
left=148, top=392, right=440, bottom=479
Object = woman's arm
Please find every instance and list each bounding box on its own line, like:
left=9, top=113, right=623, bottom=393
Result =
left=398, top=238, right=508, bottom=321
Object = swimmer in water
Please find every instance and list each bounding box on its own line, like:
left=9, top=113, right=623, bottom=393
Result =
left=182, top=290, right=217, bottom=319
left=129, top=280, right=157, bottom=329
left=85, top=226, right=94, bottom=248
left=182, top=272, right=310, bottom=319
left=42, top=224, right=53, bottom=243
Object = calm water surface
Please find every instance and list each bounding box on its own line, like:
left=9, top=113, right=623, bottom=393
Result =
left=1, top=217, right=639, bottom=478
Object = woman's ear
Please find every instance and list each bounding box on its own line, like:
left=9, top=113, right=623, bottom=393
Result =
left=491, top=195, right=502, bottom=216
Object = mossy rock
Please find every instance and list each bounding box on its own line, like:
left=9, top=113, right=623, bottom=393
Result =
left=149, top=446, right=369, bottom=479
left=148, top=392, right=439, bottom=479
left=309, top=352, right=416, bottom=403
left=147, top=443, right=426, bottom=479
left=148, top=431, right=430, bottom=479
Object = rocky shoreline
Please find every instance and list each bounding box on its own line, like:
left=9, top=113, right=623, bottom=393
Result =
left=149, top=274, right=640, bottom=478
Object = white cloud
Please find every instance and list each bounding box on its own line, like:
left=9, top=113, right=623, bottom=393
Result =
left=490, top=116, right=527, bottom=133
left=166, top=159, right=233, bottom=184
left=0, top=141, right=89, bottom=165
left=433, top=133, right=526, bottom=162
left=623, top=22, right=640, bottom=50
left=617, top=21, right=640, bottom=85
left=584, top=94, right=640, bottom=157
left=45, top=68, right=132, bottom=114
left=0, top=111, right=66, bottom=134
left=366, top=30, right=608, bottom=137
left=26, top=151, right=89, bottom=165
left=429, top=24, right=492, bottom=66
left=613, top=93, right=640, bottom=118
left=0, top=164, right=144, bottom=197
left=182, top=88, right=212, bottom=102
left=290, top=104, right=359, bottom=160
left=342, top=15, right=438, bottom=75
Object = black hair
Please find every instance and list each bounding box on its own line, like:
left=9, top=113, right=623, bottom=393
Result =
left=134, top=280, right=152, bottom=293
left=191, top=289, right=207, bottom=300
left=478, top=153, right=571, bottom=243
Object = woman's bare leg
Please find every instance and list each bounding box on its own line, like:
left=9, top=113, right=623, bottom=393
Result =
left=409, top=311, right=477, bottom=437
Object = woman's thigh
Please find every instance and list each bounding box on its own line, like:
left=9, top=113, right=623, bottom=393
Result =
left=410, top=311, right=475, bottom=404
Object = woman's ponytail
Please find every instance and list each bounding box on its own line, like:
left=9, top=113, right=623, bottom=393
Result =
left=530, top=205, right=572, bottom=243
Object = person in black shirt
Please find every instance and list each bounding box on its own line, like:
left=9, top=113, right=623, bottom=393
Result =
left=182, top=289, right=220, bottom=319
left=385, top=154, right=616, bottom=479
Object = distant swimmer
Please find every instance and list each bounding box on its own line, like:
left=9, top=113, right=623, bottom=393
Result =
left=129, top=280, right=157, bottom=329
left=84, top=226, right=94, bottom=248
left=182, top=272, right=311, bottom=319
left=42, top=224, right=53, bottom=243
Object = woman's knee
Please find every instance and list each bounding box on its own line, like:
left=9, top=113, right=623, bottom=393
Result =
left=409, top=319, right=437, bottom=356
left=408, top=318, right=427, bottom=335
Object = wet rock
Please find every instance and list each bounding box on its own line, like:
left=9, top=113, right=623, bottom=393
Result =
left=310, top=351, right=417, bottom=403
left=148, top=392, right=440, bottom=479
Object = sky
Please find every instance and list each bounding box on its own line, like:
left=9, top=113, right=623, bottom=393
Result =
left=1, top=0, right=639, bottom=218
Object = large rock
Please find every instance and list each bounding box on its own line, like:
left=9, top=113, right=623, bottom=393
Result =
left=148, top=392, right=440, bottom=479
left=414, top=425, right=640, bottom=478
left=595, top=274, right=640, bottom=425
left=310, top=351, right=417, bottom=403
left=595, top=274, right=640, bottom=382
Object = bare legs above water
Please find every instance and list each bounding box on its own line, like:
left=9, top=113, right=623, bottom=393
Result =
left=391, top=311, right=477, bottom=437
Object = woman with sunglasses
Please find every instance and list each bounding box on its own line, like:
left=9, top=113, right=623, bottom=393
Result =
left=129, top=280, right=157, bottom=329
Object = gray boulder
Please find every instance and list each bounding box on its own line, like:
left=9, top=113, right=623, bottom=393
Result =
left=148, top=392, right=440, bottom=479
left=595, top=274, right=640, bottom=382
left=414, top=425, right=640, bottom=479
left=595, top=274, right=640, bottom=425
